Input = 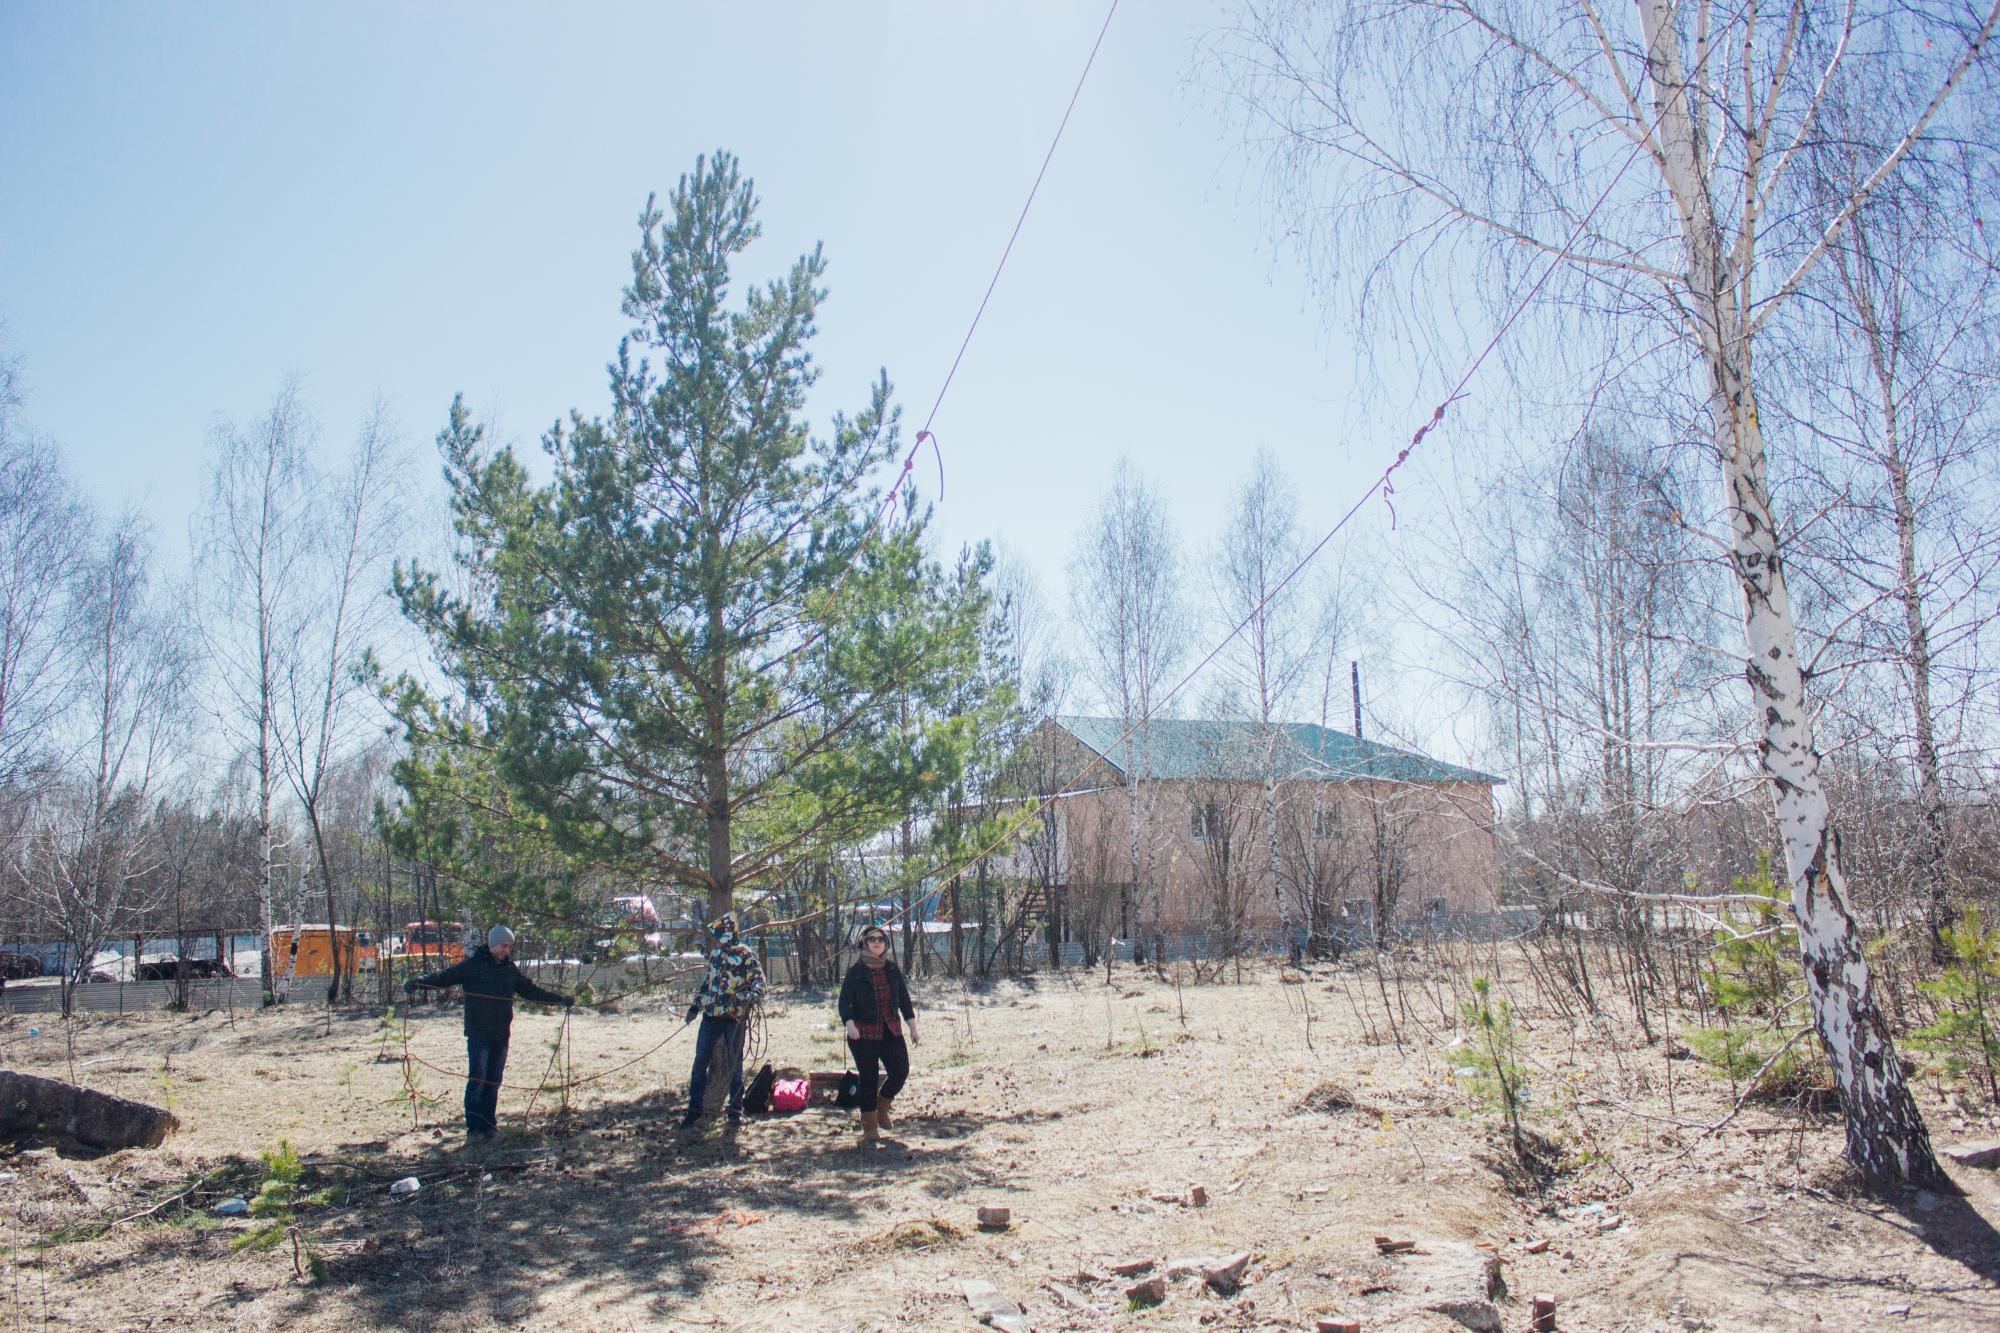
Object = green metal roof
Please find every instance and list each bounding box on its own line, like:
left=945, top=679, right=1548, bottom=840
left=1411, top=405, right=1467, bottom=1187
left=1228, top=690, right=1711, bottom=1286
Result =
left=1052, top=715, right=1503, bottom=787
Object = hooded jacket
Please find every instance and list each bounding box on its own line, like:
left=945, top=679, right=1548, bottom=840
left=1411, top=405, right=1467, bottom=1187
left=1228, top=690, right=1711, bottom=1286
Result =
left=407, top=946, right=571, bottom=1042
left=685, top=914, right=764, bottom=1023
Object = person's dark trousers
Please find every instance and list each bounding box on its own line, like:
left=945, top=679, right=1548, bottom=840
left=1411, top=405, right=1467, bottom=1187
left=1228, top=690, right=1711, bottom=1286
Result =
left=684, top=1015, right=745, bottom=1122
left=465, top=1037, right=509, bottom=1137
left=847, top=1034, right=910, bottom=1113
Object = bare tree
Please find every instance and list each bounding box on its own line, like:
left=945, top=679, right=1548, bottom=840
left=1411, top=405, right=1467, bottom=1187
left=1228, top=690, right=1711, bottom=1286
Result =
left=0, top=353, right=90, bottom=799
left=1186, top=774, right=1262, bottom=958
left=145, top=796, right=258, bottom=1009
left=195, top=384, right=317, bottom=1004
left=1224, top=0, right=2000, bottom=1186
left=986, top=551, right=1075, bottom=966
left=1774, top=131, right=2000, bottom=957
left=273, top=401, right=405, bottom=1003
left=995, top=548, right=1075, bottom=724
left=1211, top=449, right=1353, bottom=960
left=1070, top=458, right=1189, bottom=956
left=1361, top=784, right=1417, bottom=948
left=1276, top=772, right=1357, bottom=956
left=20, top=517, right=189, bottom=1012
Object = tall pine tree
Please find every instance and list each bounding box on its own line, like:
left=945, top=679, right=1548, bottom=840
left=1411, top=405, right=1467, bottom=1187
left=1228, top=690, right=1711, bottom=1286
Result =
left=392, top=152, right=988, bottom=922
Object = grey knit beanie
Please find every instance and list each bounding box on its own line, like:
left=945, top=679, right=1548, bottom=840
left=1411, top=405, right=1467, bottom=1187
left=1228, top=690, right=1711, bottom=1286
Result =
left=487, top=924, right=515, bottom=949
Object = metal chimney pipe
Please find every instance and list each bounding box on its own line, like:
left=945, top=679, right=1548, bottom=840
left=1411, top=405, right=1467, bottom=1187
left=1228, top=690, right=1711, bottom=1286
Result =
left=1351, top=660, right=1362, bottom=740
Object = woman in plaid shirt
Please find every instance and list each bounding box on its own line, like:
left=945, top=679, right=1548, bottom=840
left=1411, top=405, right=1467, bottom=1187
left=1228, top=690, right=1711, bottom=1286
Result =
left=837, top=923, right=919, bottom=1146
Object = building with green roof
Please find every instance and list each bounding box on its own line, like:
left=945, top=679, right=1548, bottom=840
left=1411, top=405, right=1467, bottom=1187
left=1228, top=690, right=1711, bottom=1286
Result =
left=1003, top=716, right=1502, bottom=948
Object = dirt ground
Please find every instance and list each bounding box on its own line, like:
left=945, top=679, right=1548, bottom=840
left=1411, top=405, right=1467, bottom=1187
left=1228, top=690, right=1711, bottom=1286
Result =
left=3, top=950, right=1998, bottom=1332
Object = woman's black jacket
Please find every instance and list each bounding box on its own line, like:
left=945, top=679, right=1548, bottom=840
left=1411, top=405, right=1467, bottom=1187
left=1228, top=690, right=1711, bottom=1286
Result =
left=837, top=960, right=915, bottom=1028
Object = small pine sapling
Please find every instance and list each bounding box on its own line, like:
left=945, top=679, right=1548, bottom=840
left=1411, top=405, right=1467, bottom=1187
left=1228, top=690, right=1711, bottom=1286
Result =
left=1909, top=908, right=2000, bottom=1102
left=1458, top=976, right=1527, bottom=1162
left=149, top=1056, right=178, bottom=1115
left=1688, top=853, right=1823, bottom=1099
left=231, top=1140, right=329, bottom=1284
left=375, top=1005, right=408, bottom=1063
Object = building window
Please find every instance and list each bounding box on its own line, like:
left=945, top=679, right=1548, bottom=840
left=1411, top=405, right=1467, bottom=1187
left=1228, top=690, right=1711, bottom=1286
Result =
left=1190, top=800, right=1222, bottom=843
left=1312, top=805, right=1340, bottom=840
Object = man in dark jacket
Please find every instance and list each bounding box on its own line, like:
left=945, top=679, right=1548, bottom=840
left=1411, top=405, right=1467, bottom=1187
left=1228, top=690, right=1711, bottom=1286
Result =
left=679, top=912, right=764, bottom=1130
left=405, top=925, right=573, bottom=1142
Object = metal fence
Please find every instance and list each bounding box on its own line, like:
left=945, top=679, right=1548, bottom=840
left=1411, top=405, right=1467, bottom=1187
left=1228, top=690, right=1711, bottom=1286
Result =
left=0, top=958, right=718, bottom=1018
left=0, top=976, right=269, bottom=1016
left=0, top=911, right=1558, bottom=1016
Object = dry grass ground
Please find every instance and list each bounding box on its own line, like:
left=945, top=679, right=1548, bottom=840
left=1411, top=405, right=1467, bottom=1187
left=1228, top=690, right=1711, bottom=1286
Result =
left=3, top=950, right=1998, bottom=1331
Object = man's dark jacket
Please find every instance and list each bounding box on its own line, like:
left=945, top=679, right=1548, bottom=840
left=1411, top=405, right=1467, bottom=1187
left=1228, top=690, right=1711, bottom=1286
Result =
left=837, top=960, right=915, bottom=1029
left=407, top=947, right=570, bottom=1042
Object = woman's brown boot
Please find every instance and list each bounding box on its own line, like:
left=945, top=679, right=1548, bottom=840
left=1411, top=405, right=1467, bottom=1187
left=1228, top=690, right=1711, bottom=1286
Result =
left=860, top=1111, right=880, bottom=1146
left=875, top=1095, right=893, bottom=1130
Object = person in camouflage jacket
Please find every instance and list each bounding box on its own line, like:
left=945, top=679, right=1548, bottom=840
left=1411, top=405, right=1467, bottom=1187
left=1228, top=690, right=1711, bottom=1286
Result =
left=679, top=913, right=764, bottom=1128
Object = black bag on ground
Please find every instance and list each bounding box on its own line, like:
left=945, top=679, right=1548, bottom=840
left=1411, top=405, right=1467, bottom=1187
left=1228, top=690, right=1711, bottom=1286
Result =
left=834, top=1070, right=862, bottom=1109
left=743, top=1062, right=775, bottom=1114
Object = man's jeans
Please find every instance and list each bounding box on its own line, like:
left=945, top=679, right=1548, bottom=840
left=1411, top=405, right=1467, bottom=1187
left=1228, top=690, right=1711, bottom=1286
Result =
left=465, top=1037, right=509, bottom=1136
left=685, top=1014, right=745, bottom=1119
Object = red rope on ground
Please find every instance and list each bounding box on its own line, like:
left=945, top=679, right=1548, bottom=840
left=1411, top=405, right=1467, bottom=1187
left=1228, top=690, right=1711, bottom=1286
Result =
left=399, top=1012, right=700, bottom=1098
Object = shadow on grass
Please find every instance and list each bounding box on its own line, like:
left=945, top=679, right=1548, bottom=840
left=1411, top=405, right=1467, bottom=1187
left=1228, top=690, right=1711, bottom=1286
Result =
left=1893, top=1179, right=2000, bottom=1291
left=1657, top=1167, right=2000, bottom=1326
left=258, top=1086, right=1044, bottom=1327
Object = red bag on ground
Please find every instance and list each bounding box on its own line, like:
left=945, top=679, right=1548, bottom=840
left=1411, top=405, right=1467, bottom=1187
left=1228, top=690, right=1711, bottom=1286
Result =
left=770, top=1076, right=810, bottom=1112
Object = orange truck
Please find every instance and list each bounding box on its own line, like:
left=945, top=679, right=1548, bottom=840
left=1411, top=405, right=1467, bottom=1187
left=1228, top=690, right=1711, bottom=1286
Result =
left=268, top=925, right=379, bottom=977
left=400, top=921, right=466, bottom=967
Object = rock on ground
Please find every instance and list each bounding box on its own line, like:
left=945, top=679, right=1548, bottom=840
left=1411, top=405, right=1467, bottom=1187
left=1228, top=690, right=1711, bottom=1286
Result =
left=0, top=1071, right=179, bottom=1151
left=1390, top=1242, right=1507, bottom=1333
left=1943, top=1140, right=2000, bottom=1170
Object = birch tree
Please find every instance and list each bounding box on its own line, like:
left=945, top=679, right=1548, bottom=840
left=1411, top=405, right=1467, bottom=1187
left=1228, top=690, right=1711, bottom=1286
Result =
left=274, top=403, right=404, bottom=1003
left=1070, top=458, right=1188, bottom=951
left=1212, top=449, right=1351, bottom=960
left=0, top=361, right=90, bottom=797
left=1225, top=0, right=2000, bottom=1187
left=23, top=516, right=189, bottom=1012
left=1776, top=130, right=2000, bottom=957
left=195, top=385, right=316, bottom=1004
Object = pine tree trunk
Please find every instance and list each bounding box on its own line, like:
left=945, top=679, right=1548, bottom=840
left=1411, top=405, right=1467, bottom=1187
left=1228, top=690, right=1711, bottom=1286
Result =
left=704, top=740, right=732, bottom=924
left=704, top=584, right=733, bottom=924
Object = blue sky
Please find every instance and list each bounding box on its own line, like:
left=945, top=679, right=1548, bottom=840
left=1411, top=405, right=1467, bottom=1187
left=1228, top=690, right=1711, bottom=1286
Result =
left=2, top=1, right=1474, bottom=745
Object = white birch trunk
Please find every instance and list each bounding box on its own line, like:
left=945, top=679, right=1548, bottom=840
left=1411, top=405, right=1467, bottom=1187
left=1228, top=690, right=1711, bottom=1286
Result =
left=1711, top=372, right=1939, bottom=1187
left=1637, top=0, right=1940, bottom=1187
left=256, top=607, right=277, bottom=1004
left=1263, top=770, right=1289, bottom=956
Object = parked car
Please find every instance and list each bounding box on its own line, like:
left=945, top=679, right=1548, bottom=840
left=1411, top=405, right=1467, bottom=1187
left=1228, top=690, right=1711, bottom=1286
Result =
left=0, top=952, right=43, bottom=981
left=611, top=894, right=660, bottom=928
left=134, top=956, right=234, bottom=982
